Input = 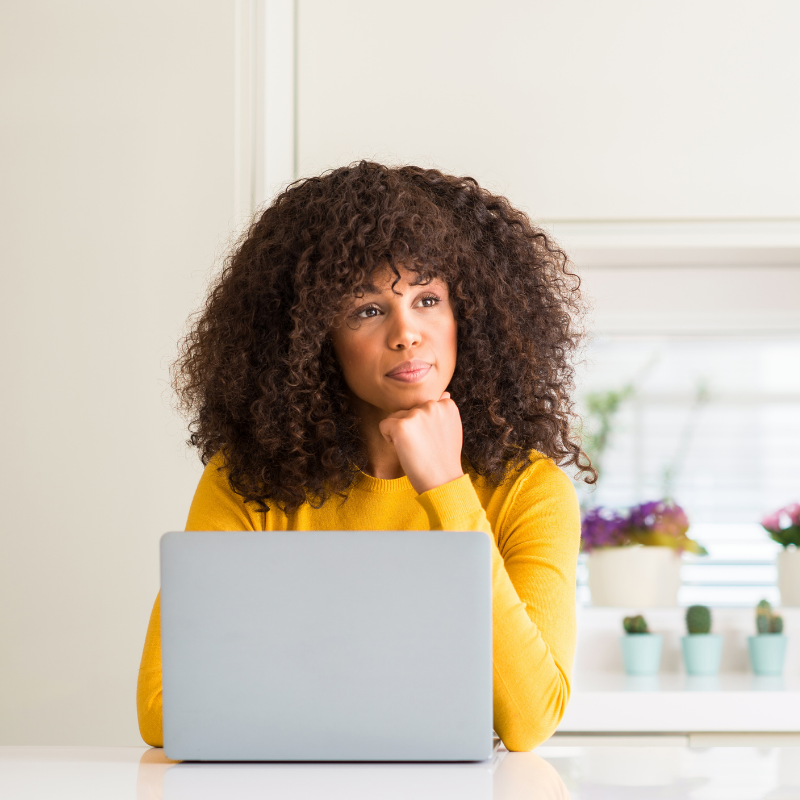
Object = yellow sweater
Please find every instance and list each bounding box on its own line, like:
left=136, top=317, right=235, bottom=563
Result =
left=137, top=449, right=580, bottom=752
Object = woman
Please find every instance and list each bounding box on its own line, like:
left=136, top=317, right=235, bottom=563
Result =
left=137, top=161, right=596, bottom=752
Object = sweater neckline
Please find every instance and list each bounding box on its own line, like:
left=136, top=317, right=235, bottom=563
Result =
left=353, top=470, right=416, bottom=494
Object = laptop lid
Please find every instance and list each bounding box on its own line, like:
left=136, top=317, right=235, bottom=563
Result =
left=160, top=530, right=493, bottom=762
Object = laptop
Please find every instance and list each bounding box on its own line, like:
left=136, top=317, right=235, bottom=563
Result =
left=160, top=529, right=495, bottom=762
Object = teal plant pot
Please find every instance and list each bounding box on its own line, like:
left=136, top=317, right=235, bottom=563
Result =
left=681, top=634, right=723, bottom=676
left=620, top=634, right=663, bottom=676
left=748, top=634, right=787, bottom=676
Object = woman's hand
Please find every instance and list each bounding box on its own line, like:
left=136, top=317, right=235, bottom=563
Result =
left=378, top=391, right=464, bottom=495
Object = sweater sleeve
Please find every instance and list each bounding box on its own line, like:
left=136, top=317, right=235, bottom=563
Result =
left=415, top=460, right=580, bottom=751
left=136, top=452, right=258, bottom=747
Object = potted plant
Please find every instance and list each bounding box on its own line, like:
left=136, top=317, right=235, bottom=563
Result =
left=761, top=502, right=800, bottom=606
left=620, top=614, right=662, bottom=676
left=748, top=599, right=787, bottom=676
left=582, top=500, right=707, bottom=607
left=681, top=605, right=722, bottom=676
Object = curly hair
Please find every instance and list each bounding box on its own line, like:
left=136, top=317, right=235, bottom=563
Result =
left=170, top=160, right=596, bottom=514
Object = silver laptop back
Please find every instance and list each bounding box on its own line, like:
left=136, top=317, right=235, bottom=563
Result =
left=160, top=530, right=493, bottom=761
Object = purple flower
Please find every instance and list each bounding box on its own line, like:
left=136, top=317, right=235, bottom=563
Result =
left=580, top=506, right=629, bottom=552
left=581, top=499, right=704, bottom=554
left=627, top=499, right=690, bottom=540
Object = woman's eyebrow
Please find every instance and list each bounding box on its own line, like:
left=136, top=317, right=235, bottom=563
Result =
left=358, top=282, right=399, bottom=297
left=357, top=275, right=436, bottom=297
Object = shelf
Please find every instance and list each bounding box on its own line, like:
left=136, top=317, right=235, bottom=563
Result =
left=560, top=672, right=800, bottom=733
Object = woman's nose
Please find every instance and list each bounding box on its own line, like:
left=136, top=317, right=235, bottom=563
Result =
left=388, top=309, right=421, bottom=350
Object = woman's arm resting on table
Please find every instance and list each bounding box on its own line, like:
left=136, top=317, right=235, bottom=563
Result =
left=137, top=593, right=164, bottom=747
left=136, top=451, right=259, bottom=747
left=416, top=459, right=581, bottom=751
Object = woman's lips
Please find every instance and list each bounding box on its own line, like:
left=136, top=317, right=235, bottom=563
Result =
left=385, top=360, right=432, bottom=383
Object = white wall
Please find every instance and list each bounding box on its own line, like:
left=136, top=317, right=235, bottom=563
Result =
left=297, top=0, right=800, bottom=221
left=0, top=1, right=237, bottom=744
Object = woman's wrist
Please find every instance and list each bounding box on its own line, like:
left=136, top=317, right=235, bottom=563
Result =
left=415, top=473, right=490, bottom=533
left=410, top=468, right=464, bottom=496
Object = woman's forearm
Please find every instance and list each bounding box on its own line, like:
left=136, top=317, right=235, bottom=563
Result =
left=417, top=470, right=579, bottom=751
left=136, top=592, right=164, bottom=748
left=488, top=540, right=573, bottom=750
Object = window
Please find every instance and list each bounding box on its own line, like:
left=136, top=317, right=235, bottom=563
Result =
left=569, top=333, right=800, bottom=607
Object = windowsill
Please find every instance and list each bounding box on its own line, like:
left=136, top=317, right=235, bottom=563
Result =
left=560, top=671, right=800, bottom=733
left=572, top=671, right=800, bottom=692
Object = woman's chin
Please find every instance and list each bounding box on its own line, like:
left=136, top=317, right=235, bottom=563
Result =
left=384, top=388, right=444, bottom=412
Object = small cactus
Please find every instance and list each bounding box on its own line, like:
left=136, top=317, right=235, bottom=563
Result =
left=686, top=605, right=711, bottom=634
left=623, top=614, right=649, bottom=634
left=755, top=598, right=783, bottom=635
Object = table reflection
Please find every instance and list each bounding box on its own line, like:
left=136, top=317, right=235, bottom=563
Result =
left=136, top=746, right=570, bottom=800
left=538, top=746, right=800, bottom=799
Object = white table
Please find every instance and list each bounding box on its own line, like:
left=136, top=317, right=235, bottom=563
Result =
left=3, top=744, right=800, bottom=799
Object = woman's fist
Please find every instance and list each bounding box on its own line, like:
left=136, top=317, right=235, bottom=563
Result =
left=378, top=391, right=464, bottom=495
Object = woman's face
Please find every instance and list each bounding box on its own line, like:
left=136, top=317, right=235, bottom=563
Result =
left=329, top=265, right=458, bottom=416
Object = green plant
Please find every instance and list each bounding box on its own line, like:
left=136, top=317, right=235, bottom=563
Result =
left=755, top=598, right=783, bottom=634
left=623, top=614, right=650, bottom=634
left=582, top=384, right=635, bottom=482
left=686, top=605, right=711, bottom=634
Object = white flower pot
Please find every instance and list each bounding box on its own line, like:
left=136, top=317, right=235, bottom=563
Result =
left=777, top=548, right=800, bottom=606
left=587, top=545, right=682, bottom=607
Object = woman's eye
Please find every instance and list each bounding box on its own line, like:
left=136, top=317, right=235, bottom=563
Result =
left=355, top=306, right=380, bottom=319
left=418, top=295, right=439, bottom=308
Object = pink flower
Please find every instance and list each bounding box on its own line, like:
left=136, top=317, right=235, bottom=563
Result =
left=761, top=502, right=800, bottom=548
left=762, top=502, right=800, bottom=532
left=761, top=510, right=783, bottom=531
